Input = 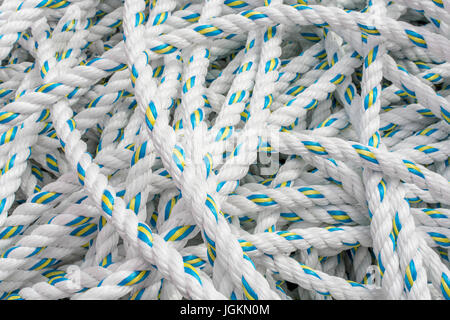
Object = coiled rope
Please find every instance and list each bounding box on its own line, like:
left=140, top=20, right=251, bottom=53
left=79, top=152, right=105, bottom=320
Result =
left=0, top=0, right=449, bottom=300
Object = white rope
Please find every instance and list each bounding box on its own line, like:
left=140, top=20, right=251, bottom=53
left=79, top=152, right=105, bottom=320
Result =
left=0, top=0, right=448, bottom=300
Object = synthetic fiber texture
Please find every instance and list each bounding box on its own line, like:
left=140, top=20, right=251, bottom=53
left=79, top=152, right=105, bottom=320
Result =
left=0, top=0, right=449, bottom=300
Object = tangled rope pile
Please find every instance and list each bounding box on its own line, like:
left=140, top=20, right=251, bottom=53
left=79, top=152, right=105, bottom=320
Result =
left=0, top=0, right=449, bottom=300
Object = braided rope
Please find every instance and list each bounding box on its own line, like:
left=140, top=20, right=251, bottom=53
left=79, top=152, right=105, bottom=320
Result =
left=0, top=0, right=448, bottom=300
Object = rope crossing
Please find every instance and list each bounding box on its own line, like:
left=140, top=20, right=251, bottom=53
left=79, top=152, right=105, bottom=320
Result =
left=0, top=0, right=448, bottom=300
